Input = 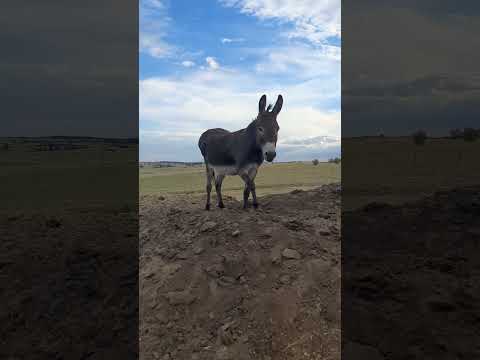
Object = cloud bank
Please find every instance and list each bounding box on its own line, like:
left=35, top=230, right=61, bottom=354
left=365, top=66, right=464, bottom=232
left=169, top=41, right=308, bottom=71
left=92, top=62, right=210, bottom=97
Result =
left=140, top=0, right=340, bottom=161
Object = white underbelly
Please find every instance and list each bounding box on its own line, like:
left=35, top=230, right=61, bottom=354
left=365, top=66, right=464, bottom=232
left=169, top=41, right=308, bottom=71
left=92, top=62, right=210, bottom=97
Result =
left=210, top=163, right=259, bottom=177
left=211, top=165, right=238, bottom=176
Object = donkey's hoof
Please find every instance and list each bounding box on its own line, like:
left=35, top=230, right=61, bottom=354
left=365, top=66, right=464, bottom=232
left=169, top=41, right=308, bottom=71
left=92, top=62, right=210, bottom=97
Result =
left=253, top=202, right=259, bottom=209
left=218, top=202, right=225, bottom=209
left=205, top=204, right=210, bottom=211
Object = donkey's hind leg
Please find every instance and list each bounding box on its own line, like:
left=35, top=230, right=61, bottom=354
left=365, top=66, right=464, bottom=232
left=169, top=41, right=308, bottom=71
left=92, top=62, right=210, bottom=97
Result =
left=205, top=165, right=213, bottom=210
left=250, top=180, right=258, bottom=208
left=215, top=174, right=225, bottom=208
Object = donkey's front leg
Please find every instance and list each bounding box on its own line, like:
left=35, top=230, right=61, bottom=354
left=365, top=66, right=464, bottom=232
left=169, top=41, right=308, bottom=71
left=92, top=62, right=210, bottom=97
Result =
left=243, top=183, right=251, bottom=209
left=241, top=174, right=251, bottom=209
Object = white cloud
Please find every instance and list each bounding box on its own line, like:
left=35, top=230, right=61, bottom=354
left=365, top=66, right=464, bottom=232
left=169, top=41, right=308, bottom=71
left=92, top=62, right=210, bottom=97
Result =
left=139, top=0, right=176, bottom=59
left=205, top=56, right=220, bottom=70
left=181, top=60, right=196, bottom=67
left=140, top=32, right=176, bottom=59
left=140, top=67, right=340, bottom=160
left=221, top=37, right=245, bottom=43
left=142, top=0, right=165, bottom=10
left=220, top=0, right=340, bottom=44
left=254, top=43, right=340, bottom=80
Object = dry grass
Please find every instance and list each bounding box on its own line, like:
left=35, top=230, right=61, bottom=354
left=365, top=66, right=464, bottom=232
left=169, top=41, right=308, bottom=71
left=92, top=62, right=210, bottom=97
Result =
left=140, top=162, right=341, bottom=199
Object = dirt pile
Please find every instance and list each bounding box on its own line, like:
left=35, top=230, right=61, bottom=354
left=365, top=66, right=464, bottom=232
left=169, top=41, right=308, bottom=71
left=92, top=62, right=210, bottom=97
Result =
left=0, top=209, right=138, bottom=359
left=140, top=184, right=341, bottom=360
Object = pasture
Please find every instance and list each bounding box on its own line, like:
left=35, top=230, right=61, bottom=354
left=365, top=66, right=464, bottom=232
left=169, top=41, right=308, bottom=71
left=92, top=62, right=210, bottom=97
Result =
left=139, top=161, right=341, bottom=199
left=342, top=137, right=480, bottom=209
left=0, top=138, right=137, bottom=212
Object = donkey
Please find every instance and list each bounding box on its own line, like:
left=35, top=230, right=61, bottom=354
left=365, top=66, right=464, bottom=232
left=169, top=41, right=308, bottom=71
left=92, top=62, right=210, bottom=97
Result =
left=198, top=94, right=283, bottom=210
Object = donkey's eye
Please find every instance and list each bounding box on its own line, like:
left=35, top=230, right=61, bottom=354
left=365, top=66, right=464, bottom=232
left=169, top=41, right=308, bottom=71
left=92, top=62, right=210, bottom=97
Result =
left=258, top=127, right=264, bottom=133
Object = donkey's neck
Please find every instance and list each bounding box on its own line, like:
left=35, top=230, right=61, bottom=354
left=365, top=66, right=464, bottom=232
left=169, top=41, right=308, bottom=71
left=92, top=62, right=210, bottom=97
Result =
left=238, top=120, right=263, bottom=166
left=245, top=120, right=259, bottom=149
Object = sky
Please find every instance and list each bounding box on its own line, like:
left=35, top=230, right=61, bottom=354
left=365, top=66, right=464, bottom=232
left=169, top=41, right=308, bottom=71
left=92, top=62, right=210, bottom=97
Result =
left=139, top=0, right=341, bottom=162
left=1, top=0, right=137, bottom=138
left=342, top=0, right=480, bottom=137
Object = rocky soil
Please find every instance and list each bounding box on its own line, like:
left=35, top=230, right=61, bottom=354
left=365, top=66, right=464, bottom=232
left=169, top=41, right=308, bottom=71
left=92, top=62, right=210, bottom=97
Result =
left=140, top=184, right=341, bottom=360
left=343, top=185, right=480, bottom=359
left=0, top=208, right=138, bottom=359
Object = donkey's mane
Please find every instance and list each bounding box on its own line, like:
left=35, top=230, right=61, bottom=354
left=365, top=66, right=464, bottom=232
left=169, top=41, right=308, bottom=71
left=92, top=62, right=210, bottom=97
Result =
left=250, top=103, right=274, bottom=124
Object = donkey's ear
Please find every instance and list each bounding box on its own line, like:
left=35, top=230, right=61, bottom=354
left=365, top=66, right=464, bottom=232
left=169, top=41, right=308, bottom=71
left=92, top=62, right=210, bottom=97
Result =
left=259, top=94, right=267, bottom=114
left=272, top=95, right=283, bottom=114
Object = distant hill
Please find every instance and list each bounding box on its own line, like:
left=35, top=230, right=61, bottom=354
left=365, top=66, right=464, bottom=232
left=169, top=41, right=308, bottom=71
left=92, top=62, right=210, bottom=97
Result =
left=139, top=160, right=319, bottom=167
left=140, top=161, right=203, bottom=168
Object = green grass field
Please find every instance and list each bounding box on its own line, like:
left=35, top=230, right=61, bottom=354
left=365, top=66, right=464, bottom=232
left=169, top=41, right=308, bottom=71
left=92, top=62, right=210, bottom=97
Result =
left=139, top=162, right=341, bottom=199
left=0, top=139, right=137, bottom=212
left=5, top=136, right=479, bottom=212
left=342, top=137, right=480, bottom=209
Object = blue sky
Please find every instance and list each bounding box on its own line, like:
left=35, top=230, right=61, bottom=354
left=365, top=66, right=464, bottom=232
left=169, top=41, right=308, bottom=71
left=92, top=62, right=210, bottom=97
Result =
left=140, top=0, right=341, bottom=161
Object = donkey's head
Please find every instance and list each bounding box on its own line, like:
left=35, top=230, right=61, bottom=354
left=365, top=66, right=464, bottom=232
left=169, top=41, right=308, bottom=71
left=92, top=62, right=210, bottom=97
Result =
left=255, top=94, right=283, bottom=162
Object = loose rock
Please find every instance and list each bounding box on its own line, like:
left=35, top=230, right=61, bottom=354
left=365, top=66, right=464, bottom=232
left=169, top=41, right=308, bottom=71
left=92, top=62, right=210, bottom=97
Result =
left=270, top=245, right=283, bottom=264
left=261, top=228, right=273, bottom=238
left=201, top=221, right=217, bottom=232
left=166, top=291, right=197, bottom=305
left=282, top=248, right=301, bottom=260
left=176, top=252, right=189, bottom=260
left=193, top=246, right=204, bottom=255
left=217, top=276, right=236, bottom=287
left=219, top=322, right=236, bottom=345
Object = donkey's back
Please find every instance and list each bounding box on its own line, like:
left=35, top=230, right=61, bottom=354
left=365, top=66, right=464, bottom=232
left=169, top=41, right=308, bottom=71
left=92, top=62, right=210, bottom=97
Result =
left=198, top=128, right=243, bottom=166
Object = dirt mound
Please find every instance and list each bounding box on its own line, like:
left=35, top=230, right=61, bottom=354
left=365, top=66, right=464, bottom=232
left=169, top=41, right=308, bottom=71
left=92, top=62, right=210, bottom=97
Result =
left=343, top=186, right=480, bottom=359
left=0, top=209, right=138, bottom=359
left=140, top=184, right=341, bottom=360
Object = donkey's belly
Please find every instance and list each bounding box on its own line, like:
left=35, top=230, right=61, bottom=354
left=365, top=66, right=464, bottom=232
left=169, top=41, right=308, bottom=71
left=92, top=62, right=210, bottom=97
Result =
left=211, top=163, right=258, bottom=177
left=211, top=165, right=239, bottom=176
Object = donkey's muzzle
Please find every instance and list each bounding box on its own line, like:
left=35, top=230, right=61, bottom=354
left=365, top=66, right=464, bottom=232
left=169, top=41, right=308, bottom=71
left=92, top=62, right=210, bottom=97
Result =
left=265, top=151, right=276, bottom=162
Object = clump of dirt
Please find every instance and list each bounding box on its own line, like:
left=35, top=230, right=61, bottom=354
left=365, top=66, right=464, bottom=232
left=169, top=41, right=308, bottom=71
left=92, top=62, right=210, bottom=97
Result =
left=140, top=184, right=341, bottom=360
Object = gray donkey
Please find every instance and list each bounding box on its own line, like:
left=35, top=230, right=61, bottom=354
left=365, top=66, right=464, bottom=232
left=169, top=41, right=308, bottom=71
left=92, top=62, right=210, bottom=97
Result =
left=198, top=94, right=283, bottom=210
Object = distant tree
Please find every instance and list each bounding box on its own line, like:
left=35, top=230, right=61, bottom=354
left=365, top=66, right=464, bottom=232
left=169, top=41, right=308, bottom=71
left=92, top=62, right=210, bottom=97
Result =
left=463, top=128, right=478, bottom=142
left=412, top=130, right=427, bottom=145
left=328, top=157, right=341, bottom=164
left=449, top=128, right=463, bottom=139
left=312, top=159, right=319, bottom=165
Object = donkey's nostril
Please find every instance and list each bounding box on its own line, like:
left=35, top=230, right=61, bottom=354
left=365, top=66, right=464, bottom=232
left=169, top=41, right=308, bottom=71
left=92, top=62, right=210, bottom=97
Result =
left=265, top=151, right=276, bottom=162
